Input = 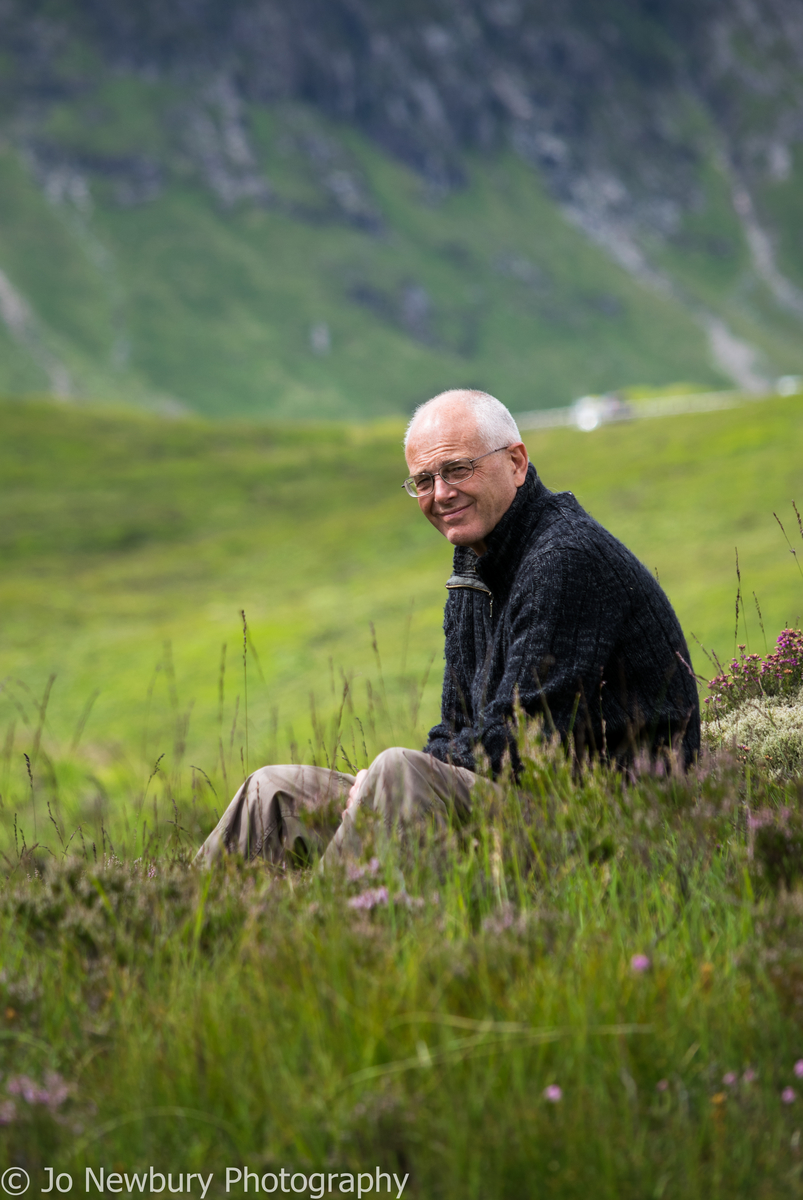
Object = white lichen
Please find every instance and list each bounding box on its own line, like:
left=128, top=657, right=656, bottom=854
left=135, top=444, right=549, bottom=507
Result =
left=703, top=685, right=803, bottom=778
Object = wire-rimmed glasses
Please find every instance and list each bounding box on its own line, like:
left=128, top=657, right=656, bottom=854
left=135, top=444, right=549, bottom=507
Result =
left=402, top=446, right=510, bottom=497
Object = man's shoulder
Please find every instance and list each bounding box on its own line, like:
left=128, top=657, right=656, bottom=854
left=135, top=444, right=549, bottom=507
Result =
left=523, top=488, right=613, bottom=556
left=518, top=489, right=654, bottom=584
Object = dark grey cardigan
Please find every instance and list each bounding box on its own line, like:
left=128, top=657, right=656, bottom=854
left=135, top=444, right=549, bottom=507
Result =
left=424, top=465, right=700, bottom=774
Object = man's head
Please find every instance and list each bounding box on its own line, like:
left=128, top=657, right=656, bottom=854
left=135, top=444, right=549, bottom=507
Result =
left=404, top=389, right=529, bottom=555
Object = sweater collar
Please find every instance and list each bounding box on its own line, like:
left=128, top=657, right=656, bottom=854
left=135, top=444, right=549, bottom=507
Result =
left=452, top=464, right=547, bottom=596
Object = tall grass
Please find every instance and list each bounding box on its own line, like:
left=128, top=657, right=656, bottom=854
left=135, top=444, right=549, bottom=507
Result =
left=3, top=651, right=803, bottom=1196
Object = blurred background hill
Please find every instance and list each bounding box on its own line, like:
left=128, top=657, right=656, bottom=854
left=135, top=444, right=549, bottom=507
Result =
left=1, top=0, right=802, bottom=418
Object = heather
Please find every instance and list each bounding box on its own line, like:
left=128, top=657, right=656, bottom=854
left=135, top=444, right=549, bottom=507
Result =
left=702, top=628, right=803, bottom=778
left=704, top=627, right=803, bottom=719
left=4, top=717, right=803, bottom=1197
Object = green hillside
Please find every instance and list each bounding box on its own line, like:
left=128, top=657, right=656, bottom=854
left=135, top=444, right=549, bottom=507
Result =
left=2, top=0, right=803, bottom=419
left=1, top=393, right=801, bottom=797
left=0, top=108, right=728, bottom=419
left=1, top=57, right=802, bottom=419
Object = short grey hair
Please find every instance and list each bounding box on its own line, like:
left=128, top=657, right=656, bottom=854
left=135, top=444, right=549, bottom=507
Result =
left=404, top=388, right=521, bottom=451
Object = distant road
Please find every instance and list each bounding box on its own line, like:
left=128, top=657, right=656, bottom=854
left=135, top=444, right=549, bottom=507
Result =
left=515, top=378, right=802, bottom=433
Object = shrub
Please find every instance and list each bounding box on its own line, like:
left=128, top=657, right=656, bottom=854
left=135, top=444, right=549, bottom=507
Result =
left=704, top=629, right=803, bottom=719
left=702, top=629, right=803, bottom=780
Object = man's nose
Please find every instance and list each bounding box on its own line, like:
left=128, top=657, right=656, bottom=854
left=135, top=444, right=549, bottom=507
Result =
left=433, top=473, right=458, bottom=502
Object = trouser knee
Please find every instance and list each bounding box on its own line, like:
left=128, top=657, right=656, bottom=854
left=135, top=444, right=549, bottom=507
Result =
left=365, top=746, right=407, bottom=781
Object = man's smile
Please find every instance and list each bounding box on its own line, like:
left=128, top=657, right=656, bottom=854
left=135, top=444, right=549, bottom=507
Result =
left=437, top=503, right=471, bottom=521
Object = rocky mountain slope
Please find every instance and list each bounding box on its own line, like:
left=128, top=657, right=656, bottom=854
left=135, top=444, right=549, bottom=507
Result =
left=0, top=0, right=801, bottom=417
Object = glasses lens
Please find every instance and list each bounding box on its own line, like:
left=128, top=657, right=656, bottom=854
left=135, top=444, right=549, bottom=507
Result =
left=441, top=461, right=474, bottom=484
left=405, top=475, right=433, bottom=497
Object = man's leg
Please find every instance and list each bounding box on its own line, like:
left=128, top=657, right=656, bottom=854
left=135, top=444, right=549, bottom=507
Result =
left=322, top=747, right=483, bottom=865
left=195, top=765, right=354, bottom=865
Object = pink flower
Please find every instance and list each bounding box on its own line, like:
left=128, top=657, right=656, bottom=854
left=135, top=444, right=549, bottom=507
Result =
left=794, top=1060, right=803, bottom=1079
left=0, top=1100, right=16, bottom=1125
left=347, top=886, right=388, bottom=911
left=631, top=954, right=651, bottom=973
left=723, top=1072, right=737, bottom=1087
left=346, top=857, right=381, bottom=883
left=656, top=1079, right=669, bottom=1092
left=782, top=1087, right=796, bottom=1104
left=7, top=1075, right=48, bottom=1104
left=543, top=1085, right=562, bottom=1103
left=41, top=1071, right=71, bottom=1108
left=6, top=1071, right=71, bottom=1108
left=743, top=1068, right=757, bottom=1084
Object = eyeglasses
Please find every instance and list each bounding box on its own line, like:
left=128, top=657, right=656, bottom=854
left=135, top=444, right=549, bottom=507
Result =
left=402, top=446, right=510, bottom=497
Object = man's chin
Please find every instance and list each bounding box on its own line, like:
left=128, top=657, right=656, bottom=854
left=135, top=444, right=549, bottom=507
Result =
left=445, top=528, right=479, bottom=546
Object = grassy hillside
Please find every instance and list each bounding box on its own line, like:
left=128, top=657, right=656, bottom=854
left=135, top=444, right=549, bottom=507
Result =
left=0, top=115, right=728, bottom=418
left=2, top=62, right=803, bottom=420
left=3, top=3, right=803, bottom=419
left=1, top=392, right=801, bottom=810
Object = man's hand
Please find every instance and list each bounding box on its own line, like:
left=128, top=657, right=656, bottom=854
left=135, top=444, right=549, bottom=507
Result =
left=344, top=769, right=368, bottom=813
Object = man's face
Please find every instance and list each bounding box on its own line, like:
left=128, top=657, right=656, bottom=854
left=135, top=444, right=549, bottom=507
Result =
left=405, top=407, right=529, bottom=555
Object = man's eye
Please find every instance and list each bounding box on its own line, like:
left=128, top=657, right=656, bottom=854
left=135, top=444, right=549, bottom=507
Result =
left=442, top=463, right=473, bottom=482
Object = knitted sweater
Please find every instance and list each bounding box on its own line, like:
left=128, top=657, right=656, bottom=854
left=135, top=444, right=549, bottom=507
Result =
left=424, top=465, right=700, bottom=774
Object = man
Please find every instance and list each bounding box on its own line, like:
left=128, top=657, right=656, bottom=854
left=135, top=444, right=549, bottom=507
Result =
left=196, top=388, right=700, bottom=867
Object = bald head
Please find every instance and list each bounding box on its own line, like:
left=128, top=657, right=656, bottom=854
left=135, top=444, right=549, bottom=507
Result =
left=404, top=388, right=529, bottom=555
left=404, top=388, right=521, bottom=454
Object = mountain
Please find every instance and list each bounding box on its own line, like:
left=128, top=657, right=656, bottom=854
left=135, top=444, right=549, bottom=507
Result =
left=0, top=0, right=802, bottom=419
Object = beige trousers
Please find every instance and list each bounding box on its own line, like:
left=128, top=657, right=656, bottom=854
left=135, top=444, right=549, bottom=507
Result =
left=194, top=747, right=480, bottom=867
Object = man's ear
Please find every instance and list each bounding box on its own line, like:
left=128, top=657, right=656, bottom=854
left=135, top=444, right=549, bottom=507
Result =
left=510, top=442, right=529, bottom=485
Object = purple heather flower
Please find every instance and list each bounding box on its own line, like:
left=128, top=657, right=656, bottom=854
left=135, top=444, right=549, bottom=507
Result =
left=483, top=904, right=517, bottom=934
left=41, top=1071, right=71, bottom=1107
left=543, top=1085, right=562, bottom=1103
left=656, top=1079, right=669, bottom=1092
left=794, top=1060, right=803, bottom=1079
left=723, top=1072, right=737, bottom=1087
left=347, top=886, right=389, bottom=911
left=7, top=1075, right=48, bottom=1104
left=631, top=954, right=651, bottom=973
left=6, top=1071, right=70, bottom=1108
left=783, top=1087, right=797, bottom=1104
left=346, top=857, right=381, bottom=882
